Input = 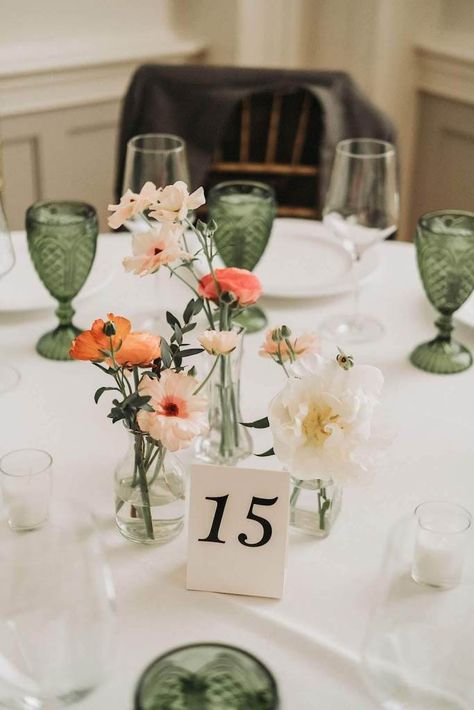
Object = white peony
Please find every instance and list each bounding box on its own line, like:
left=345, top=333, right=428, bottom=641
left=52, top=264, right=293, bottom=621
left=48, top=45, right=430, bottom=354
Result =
left=268, top=353, right=384, bottom=483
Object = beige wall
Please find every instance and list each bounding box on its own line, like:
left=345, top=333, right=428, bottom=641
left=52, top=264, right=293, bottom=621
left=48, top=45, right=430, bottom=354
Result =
left=1, top=0, right=473, bottom=235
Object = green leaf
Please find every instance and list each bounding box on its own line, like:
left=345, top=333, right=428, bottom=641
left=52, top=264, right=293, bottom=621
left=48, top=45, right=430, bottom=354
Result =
left=174, top=324, right=183, bottom=346
left=242, top=416, right=269, bottom=429
left=255, top=447, right=275, bottom=457
left=177, top=348, right=204, bottom=358
left=160, top=338, right=173, bottom=368
left=93, top=362, right=116, bottom=375
left=183, top=298, right=196, bottom=324
left=181, top=322, right=197, bottom=334
left=133, top=394, right=152, bottom=408
left=192, top=298, right=204, bottom=315
left=94, top=386, right=120, bottom=404
left=166, top=311, right=180, bottom=329
left=213, top=206, right=276, bottom=271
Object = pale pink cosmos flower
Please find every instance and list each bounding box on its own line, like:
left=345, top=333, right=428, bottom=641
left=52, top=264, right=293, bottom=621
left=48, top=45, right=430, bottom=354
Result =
left=137, top=370, right=208, bottom=451
left=149, top=181, right=205, bottom=223
left=108, top=181, right=159, bottom=230
left=198, top=330, right=240, bottom=356
left=123, top=223, right=189, bottom=276
left=259, top=329, right=319, bottom=362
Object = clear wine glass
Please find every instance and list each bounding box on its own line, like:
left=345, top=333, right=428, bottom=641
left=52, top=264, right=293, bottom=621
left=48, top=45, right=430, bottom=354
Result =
left=0, top=500, right=116, bottom=708
left=122, top=133, right=190, bottom=231
left=0, top=192, right=20, bottom=393
left=121, top=134, right=191, bottom=332
left=320, top=139, right=399, bottom=343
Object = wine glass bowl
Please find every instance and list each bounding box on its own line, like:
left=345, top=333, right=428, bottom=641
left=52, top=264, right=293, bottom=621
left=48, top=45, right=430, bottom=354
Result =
left=321, top=138, right=399, bottom=343
left=123, top=134, right=189, bottom=236
left=208, top=180, right=276, bottom=333
left=121, top=134, right=190, bottom=331
left=410, top=210, right=474, bottom=374
left=26, top=201, right=98, bottom=361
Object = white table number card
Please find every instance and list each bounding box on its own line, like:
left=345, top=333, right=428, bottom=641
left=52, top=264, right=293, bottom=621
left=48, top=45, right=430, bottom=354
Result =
left=187, top=464, right=290, bottom=599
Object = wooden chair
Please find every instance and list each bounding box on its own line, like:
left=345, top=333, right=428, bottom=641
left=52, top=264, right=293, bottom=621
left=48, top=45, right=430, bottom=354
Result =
left=204, top=88, right=323, bottom=219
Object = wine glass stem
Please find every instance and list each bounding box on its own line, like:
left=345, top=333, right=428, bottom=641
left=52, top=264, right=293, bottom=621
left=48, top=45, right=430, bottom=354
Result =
left=56, top=300, right=74, bottom=327
left=435, top=313, right=453, bottom=342
left=351, top=252, right=361, bottom=325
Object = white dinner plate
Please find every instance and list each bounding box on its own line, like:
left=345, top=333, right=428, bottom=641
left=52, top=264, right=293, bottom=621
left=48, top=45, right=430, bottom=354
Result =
left=0, top=232, right=121, bottom=313
left=187, top=218, right=379, bottom=300
left=456, top=295, right=474, bottom=329
left=254, top=218, right=379, bottom=299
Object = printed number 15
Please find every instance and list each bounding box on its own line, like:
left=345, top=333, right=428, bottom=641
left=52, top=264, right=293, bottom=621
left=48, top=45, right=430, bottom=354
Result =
left=198, top=495, right=278, bottom=548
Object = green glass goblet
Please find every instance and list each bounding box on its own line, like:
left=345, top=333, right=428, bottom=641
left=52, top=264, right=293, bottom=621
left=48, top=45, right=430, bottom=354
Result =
left=135, top=642, right=279, bottom=710
left=410, top=210, right=474, bottom=374
left=209, top=181, right=276, bottom=334
left=26, top=201, right=98, bottom=360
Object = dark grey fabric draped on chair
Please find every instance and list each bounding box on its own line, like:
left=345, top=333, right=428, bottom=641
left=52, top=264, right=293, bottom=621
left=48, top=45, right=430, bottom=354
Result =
left=114, top=63, right=396, bottom=208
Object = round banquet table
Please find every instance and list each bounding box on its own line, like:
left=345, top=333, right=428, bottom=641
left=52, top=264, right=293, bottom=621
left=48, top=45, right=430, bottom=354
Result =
left=1, top=233, right=474, bottom=709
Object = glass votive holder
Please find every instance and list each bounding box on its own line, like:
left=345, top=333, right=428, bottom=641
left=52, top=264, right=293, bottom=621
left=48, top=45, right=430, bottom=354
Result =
left=411, top=500, right=472, bottom=589
left=134, top=642, right=279, bottom=709
left=0, top=449, right=53, bottom=531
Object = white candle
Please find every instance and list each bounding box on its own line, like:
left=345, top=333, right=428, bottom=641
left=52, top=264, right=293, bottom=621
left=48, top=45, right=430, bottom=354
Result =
left=412, top=532, right=466, bottom=588
left=411, top=501, right=471, bottom=589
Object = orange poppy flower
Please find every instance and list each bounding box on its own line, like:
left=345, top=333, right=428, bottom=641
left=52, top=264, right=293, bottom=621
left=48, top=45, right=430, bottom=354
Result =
left=114, top=332, right=161, bottom=367
left=70, top=314, right=131, bottom=362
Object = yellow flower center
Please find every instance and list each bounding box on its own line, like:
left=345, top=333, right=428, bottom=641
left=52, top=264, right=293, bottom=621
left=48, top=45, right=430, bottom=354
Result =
left=302, top=405, right=341, bottom=446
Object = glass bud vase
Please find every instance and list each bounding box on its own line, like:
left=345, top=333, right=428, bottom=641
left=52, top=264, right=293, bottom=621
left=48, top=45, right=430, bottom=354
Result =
left=115, top=430, right=185, bottom=545
left=289, top=477, right=342, bottom=538
left=195, top=336, right=252, bottom=465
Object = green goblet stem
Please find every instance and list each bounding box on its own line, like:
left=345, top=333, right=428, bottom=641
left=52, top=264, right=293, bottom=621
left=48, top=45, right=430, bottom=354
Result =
left=435, top=313, right=453, bottom=341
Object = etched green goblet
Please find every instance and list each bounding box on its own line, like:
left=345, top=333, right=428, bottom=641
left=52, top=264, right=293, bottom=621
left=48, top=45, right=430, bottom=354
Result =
left=135, top=643, right=279, bottom=709
left=410, top=210, right=474, bottom=374
left=209, top=181, right=276, bottom=333
left=26, top=201, right=98, bottom=360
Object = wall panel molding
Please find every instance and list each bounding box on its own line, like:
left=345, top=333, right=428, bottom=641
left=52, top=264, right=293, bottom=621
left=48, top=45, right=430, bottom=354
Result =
left=0, top=40, right=205, bottom=118
left=416, top=43, right=474, bottom=105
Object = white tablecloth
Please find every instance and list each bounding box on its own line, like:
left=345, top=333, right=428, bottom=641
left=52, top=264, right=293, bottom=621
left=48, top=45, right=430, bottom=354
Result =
left=1, top=235, right=474, bottom=709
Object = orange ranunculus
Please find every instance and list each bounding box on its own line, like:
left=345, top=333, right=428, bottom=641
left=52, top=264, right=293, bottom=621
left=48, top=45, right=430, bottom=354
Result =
left=198, top=268, right=262, bottom=306
left=114, top=332, right=161, bottom=366
left=70, top=314, right=131, bottom=362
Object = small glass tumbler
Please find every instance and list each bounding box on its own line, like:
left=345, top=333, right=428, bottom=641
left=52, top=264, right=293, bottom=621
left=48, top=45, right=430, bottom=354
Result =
left=0, top=449, right=52, bottom=530
left=135, top=642, right=279, bottom=710
left=411, top=501, right=472, bottom=589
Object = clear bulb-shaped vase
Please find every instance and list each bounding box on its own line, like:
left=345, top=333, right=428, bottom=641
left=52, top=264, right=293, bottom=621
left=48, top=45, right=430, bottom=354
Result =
left=115, top=429, right=185, bottom=545
left=195, top=335, right=252, bottom=465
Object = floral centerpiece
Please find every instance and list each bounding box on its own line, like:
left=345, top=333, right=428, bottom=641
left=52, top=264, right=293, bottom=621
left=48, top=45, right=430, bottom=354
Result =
left=70, top=310, right=207, bottom=544
left=108, top=180, right=262, bottom=465
left=248, top=327, right=385, bottom=536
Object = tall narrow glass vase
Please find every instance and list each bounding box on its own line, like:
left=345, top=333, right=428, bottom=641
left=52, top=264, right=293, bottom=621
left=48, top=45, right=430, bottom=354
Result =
left=115, top=430, right=185, bottom=544
left=195, top=336, right=252, bottom=465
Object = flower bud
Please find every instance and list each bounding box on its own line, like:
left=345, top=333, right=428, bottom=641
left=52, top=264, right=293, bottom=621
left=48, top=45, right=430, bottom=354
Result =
left=280, top=325, right=291, bottom=338
left=104, top=321, right=116, bottom=336
left=271, top=328, right=282, bottom=343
